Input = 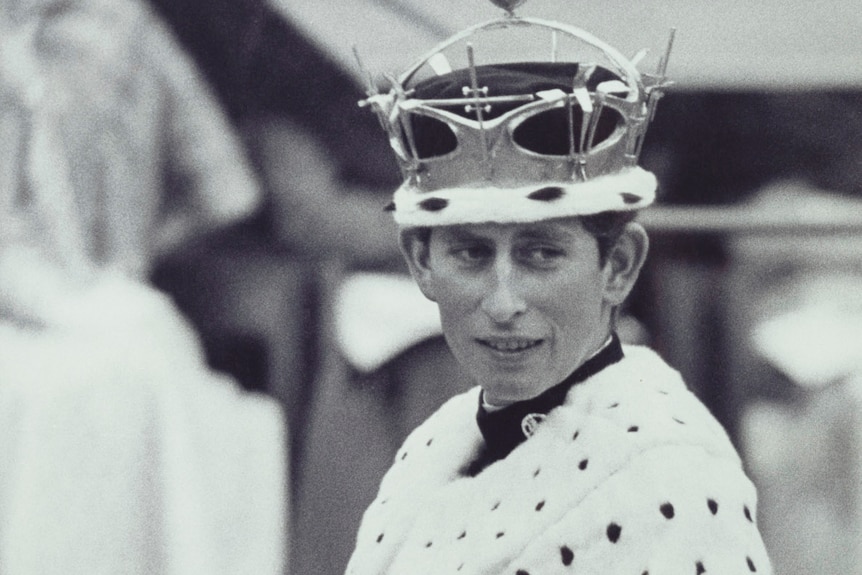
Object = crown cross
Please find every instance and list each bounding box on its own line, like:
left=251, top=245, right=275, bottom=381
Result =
left=489, top=0, right=527, bottom=17
left=462, top=85, right=491, bottom=115
left=414, top=44, right=535, bottom=112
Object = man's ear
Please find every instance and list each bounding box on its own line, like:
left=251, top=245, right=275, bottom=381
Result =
left=399, top=229, right=438, bottom=302
left=602, top=222, right=649, bottom=306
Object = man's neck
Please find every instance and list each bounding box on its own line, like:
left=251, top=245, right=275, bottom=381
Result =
left=481, top=333, right=615, bottom=412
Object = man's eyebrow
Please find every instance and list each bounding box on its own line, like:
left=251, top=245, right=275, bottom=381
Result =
left=444, top=228, right=490, bottom=242
left=516, top=225, right=575, bottom=242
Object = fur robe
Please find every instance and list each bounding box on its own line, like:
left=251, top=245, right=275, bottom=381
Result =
left=346, top=345, right=772, bottom=575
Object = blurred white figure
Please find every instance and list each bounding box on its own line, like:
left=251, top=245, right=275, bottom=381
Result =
left=733, top=182, right=862, bottom=575
left=1, top=0, right=262, bottom=279
left=745, top=274, right=862, bottom=575
left=0, top=1, right=287, bottom=573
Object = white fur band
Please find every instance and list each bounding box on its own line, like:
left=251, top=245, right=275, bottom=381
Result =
left=391, top=167, right=657, bottom=228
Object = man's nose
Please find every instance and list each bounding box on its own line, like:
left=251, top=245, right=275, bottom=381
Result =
left=480, top=257, right=527, bottom=324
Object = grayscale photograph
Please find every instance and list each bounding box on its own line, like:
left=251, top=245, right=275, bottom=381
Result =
left=2, top=0, right=861, bottom=573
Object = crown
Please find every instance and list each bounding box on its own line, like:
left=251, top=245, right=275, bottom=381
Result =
left=358, top=2, right=674, bottom=228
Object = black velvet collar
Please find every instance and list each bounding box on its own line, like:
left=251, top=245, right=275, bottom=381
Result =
left=469, top=333, right=623, bottom=473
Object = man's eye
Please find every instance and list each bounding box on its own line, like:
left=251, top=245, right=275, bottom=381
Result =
left=520, top=246, right=565, bottom=264
left=450, top=245, right=491, bottom=263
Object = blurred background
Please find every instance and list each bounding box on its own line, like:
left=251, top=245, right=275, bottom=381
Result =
left=2, top=0, right=862, bottom=574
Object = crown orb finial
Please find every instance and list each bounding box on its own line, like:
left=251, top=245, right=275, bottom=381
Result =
left=489, top=0, right=527, bottom=15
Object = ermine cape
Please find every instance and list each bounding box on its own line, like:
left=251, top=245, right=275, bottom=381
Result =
left=346, top=346, right=771, bottom=575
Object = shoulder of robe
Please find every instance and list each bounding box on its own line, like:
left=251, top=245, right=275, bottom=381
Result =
left=553, top=345, right=742, bottom=466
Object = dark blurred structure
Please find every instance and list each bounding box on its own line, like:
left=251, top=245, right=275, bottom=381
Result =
left=635, top=89, right=862, bottom=437
left=148, top=0, right=401, bottom=403
left=147, top=0, right=399, bottom=190
left=644, top=91, right=862, bottom=205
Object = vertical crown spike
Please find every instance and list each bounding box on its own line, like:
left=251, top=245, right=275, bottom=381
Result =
left=352, top=45, right=378, bottom=97
left=550, top=30, right=559, bottom=63
left=464, top=43, right=490, bottom=162
left=565, top=91, right=576, bottom=162
left=657, top=27, right=677, bottom=78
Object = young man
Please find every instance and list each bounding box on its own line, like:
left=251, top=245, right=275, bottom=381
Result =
left=346, top=3, right=772, bottom=574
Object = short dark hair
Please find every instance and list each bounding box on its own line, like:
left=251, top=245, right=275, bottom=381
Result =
left=580, top=210, right=638, bottom=265
left=407, top=210, right=638, bottom=265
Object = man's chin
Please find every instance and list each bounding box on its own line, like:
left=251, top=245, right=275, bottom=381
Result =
left=479, top=375, right=547, bottom=406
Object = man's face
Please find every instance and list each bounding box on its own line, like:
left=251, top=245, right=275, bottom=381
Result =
left=415, top=218, right=617, bottom=405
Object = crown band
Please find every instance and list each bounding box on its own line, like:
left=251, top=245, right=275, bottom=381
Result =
left=390, top=166, right=656, bottom=227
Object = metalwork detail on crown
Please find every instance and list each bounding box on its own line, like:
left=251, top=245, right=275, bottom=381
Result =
left=356, top=7, right=675, bottom=223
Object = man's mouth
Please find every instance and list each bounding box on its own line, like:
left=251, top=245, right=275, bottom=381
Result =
left=478, top=337, right=543, bottom=353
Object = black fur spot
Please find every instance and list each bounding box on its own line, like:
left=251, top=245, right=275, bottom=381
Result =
left=560, top=545, right=574, bottom=566
left=628, top=426, right=639, bottom=432
left=457, top=531, right=466, bottom=540
left=747, top=557, right=757, bottom=572
left=491, top=501, right=501, bottom=511
left=708, top=499, right=718, bottom=515
left=744, top=505, right=753, bottom=522
left=383, top=201, right=396, bottom=212
left=535, top=500, right=545, bottom=511
left=418, top=197, right=448, bottom=211
left=527, top=186, right=565, bottom=201
left=496, top=532, right=505, bottom=539
left=607, top=523, right=621, bottom=543
left=579, top=459, right=589, bottom=470
left=376, top=533, right=384, bottom=543
left=621, top=192, right=640, bottom=204
left=660, top=503, right=675, bottom=519
left=516, top=571, right=530, bottom=575
left=696, top=561, right=706, bottom=574
left=572, top=430, right=580, bottom=440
